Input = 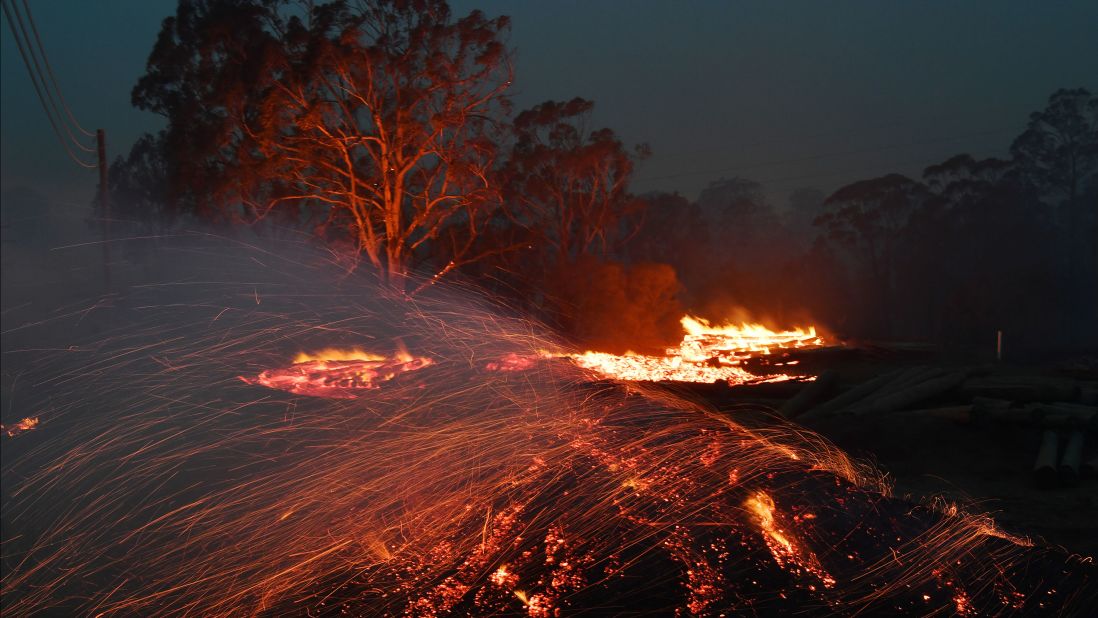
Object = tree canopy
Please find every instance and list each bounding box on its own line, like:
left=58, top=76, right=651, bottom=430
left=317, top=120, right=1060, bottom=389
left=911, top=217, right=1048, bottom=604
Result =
left=132, top=0, right=513, bottom=289
left=110, top=5, right=1097, bottom=349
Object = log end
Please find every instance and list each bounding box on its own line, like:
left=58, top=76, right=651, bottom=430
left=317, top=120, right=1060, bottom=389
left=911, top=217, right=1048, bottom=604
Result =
left=1034, top=465, right=1060, bottom=489
left=1057, top=464, right=1080, bottom=487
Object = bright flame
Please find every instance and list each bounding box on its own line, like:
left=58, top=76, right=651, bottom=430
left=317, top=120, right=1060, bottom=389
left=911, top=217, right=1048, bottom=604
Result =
left=2, top=416, right=39, bottom=439
left=568, top=315, right=825, bottom=385
left=244, top=349, right=432, bottom=398
left=680, top=316, right=820, bottom=356
left=257, top=318, right=825, bottom=397
left=292, top=348, right=385, bottom=363
left=745, top=491, right=793, bottom=553
left=744, top=491, right=836, bottom=588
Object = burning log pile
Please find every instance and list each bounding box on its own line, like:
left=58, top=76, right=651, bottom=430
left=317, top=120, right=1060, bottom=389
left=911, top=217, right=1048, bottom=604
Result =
left=790, top=365, right=1098, bottom=490
left=567, top=317, right=826, bottom=386
left=2, top=256, right=1096, bottom=617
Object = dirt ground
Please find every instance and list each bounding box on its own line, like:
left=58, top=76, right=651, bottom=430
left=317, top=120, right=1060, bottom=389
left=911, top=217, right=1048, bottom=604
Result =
left=683, top=352, right=1098, bottom=559
left=803, top=411, right=1098, bottom=558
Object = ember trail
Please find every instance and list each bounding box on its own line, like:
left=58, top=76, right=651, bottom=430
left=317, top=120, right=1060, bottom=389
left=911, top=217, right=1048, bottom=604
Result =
left=1, top=259, right=1093, bottom=616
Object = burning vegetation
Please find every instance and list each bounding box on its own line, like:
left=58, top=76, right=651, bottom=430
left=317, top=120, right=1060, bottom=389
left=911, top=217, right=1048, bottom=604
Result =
left=1, top=417, right=38, bottom=439
left=243, top=347, right=433, bottom=398
left=568, top=317, right=823, bottom=385
left=245, top=317, right=824, bottom=399
left=1, top=247, right=1094, bottom=616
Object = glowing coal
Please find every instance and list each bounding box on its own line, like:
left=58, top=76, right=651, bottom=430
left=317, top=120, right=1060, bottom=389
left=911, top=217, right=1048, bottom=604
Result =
left=241, top=348, right=433, bottom=398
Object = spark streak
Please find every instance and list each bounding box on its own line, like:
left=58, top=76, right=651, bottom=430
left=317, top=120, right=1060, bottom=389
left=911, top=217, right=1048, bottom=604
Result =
left=0, top=242, right=1093, bottom=616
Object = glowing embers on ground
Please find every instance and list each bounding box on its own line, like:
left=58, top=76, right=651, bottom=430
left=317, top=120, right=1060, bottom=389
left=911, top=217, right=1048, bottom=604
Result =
left=569, top=315, right=825, bottom=385
left=5, top=269, right=1097, bottom=616
left=744, top=491, right=836, bottom=588
left=1, top=416, right=39, bottom=439
left=241, top=347, right=432, bottom=398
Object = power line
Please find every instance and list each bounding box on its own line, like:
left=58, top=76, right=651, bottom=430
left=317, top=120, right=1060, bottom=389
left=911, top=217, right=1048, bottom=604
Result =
left=19, top=0, right=95, bottom=138
left=1, top=0, right=96, bottom=168
left=6, top=0, right=95, bottom=152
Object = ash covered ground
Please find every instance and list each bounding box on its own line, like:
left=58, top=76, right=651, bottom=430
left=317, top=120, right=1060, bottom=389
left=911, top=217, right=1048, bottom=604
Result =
left=2, top=238, right=1096, bottom=616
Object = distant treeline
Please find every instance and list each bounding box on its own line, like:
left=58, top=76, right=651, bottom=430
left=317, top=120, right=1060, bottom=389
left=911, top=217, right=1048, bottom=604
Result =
left=104, top=0, right=1097, bottom=353
left=626, top=87, right=1097, bottom=353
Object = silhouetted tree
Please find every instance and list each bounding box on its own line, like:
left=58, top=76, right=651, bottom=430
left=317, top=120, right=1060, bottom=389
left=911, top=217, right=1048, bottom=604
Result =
left=131, top=0, right=513, bottom=290
left=696, top=178, right=781, bottom=249
left=816, top=174, right=928, bottom=337
left=784, top=187, right=826, bottom=245
left=687, top=178, right=788, bottom=313
left=495, top=98, right=684, bottom=348
left=107, top=131, right=172, bottom=229
left=1011, top=88, right=1098, bottom=207
left=1011, top=88, right=1098, bottom=285
left=550, top=257, right=682, bottom=353
left=502, top=98, right=649, bottom=269
left=902, top=156, right=1016, bottom=340
left=628, top=191, right=707, bottom=267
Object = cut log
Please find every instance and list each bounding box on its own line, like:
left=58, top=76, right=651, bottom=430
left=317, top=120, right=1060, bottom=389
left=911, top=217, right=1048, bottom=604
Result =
left=1033, top=430, right=1059, bottom=489
left=885, top=404, right=974, bottom=422
left=962, top=376, right=1079, bottom=403
left=1035, top=401, right=1098, bottom=419
left=780, top=370, right=838, bottom=418
left=744, top=345, right=855, bottom=371
left=978, top=406, right=1041, bottom=425
left=971, top=396, right=1011, bottom=411
left=1058, top=430, right=1085, bottom=486
left=857, top=341, right=941, bottom=358
left=889, top=366, right=946, bottom=391
left=1078, top=383, right=1098, bottom=405
left=798, top=369, right=902, bottom=420
left=1081, top=455, right=1098, bottom=479
left=848, top=371, right=967, bottom=416
left=973, top=405, right=1091, bottom=427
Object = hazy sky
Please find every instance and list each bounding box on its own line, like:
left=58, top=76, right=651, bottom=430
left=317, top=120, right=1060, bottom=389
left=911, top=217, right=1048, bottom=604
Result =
left=2, top=1, right=1096, bottom=209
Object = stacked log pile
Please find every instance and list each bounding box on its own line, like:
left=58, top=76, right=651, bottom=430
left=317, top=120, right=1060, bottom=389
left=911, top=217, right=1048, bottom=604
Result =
left=787, top=366, right=1098, bottom=489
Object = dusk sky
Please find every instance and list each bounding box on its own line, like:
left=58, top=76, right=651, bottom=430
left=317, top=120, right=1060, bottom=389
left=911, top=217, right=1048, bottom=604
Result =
left=2, top=1, right=1096, bottom=208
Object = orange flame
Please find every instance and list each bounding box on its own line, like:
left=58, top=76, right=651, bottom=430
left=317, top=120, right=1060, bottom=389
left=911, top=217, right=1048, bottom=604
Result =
left=744, top=491, right=836, bottom=587
left=292, top=348, right=386, bottom=363
left=2, top=416, right=39, bottom=439
left=568, top=315, right=825, bottom=385
left=745, top=491, right=794, bottom=553
left=245, top=348, right=432, bottom=398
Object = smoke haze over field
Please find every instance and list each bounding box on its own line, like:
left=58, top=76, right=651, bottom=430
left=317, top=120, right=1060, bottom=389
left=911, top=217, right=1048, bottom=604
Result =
left=1, top=1, right=1095, bottom=356
left=3, top=234, right=1096, bottom=615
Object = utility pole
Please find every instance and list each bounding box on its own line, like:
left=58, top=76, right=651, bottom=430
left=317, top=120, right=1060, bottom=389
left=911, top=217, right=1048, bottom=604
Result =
left=97, top=128, right=110, bottom=290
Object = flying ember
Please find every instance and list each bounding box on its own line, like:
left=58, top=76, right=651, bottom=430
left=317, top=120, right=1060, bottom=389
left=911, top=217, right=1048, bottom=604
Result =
left=2, top=254, right=1094, bottom=616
